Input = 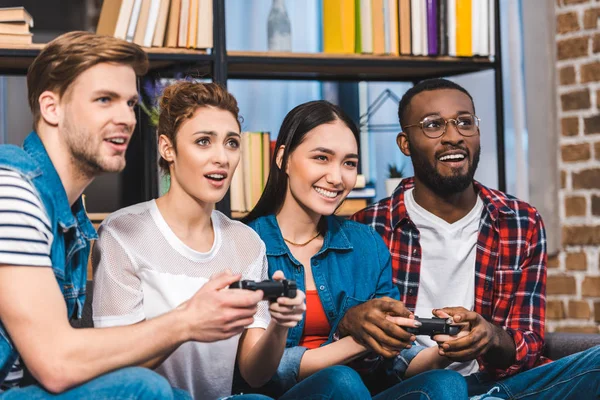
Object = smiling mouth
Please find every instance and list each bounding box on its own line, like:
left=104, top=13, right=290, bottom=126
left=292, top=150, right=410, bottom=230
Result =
left=205, top=173, right=226, bottom=181
left=438, top=153, right=466, bottom=162
left=314, top=186, right=340, bottom=199
left=105, top=138, right=127, bottom=145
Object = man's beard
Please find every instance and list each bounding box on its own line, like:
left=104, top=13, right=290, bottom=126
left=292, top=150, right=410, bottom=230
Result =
left=63, top=117, right=126, bottom=177
left=409, top=142, right=480, bottom=196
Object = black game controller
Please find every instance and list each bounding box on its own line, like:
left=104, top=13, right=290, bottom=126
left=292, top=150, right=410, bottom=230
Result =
left=405, top=317, right=461, bottom=337
left=229, top=279, right=297, bottom=300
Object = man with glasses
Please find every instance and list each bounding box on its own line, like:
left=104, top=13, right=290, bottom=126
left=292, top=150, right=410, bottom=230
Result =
left=341, top=79, right=599, bottom=398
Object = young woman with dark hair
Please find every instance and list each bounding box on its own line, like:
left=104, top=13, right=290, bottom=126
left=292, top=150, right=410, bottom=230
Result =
left=242, top=100, right=469, bottom=399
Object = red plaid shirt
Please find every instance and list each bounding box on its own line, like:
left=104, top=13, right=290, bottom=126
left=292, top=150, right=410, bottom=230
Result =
left=352, top=177, right=550, bottom=378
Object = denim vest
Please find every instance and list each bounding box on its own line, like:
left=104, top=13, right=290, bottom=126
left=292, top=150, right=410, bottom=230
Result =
left=244, top=214, right=399, bottom=395
left=0, top=132, right=97, bottom=383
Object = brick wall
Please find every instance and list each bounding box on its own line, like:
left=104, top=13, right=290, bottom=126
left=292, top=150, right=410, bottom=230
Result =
left=552, top=0, right=600, bottom=333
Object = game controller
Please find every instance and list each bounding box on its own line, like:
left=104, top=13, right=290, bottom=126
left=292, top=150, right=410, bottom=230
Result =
left=229, top=279, right=297, bottom=300
left=405, top=317, right=462, bottom=337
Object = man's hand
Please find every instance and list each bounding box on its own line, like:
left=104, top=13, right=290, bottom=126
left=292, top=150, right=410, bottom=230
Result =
left=180, top=270, right=264, bottom=343
left=337, top=297, right=417, bottom=358
left=432, top=307, right=498, bottom=362
left=268, top=270, right=306, bottom=328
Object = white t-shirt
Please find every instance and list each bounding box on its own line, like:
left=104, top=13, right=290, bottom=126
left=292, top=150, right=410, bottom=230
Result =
left=92, top=200, right=270, bottom=400
left=404, top=188, right=483, bottom=376
left=0, top=168, right=54, bottom=391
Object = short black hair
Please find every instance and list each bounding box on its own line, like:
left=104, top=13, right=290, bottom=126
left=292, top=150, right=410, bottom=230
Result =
left=398, top=78, right=475, bottom=130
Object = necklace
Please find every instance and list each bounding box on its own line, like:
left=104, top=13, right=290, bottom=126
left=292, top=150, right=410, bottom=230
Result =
left=283, top=232, right=321, bottom=247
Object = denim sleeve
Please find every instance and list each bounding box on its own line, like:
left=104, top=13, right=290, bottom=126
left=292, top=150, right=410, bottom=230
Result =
left=389, top=344, right=427, bottom=380
left=266, top=346, right=308, bottom=394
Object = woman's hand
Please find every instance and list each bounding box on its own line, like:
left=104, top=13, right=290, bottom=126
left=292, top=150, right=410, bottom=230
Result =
left=268, top=270, right=306, bottom=328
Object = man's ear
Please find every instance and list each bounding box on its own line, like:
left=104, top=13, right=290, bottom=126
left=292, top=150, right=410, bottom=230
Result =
left=397, top=132, right=411, bottom=157
left=38, top=91, right=60, bottom=127
left=158, top=134, right=175, bottom=163
left=275, top=145, right=286, bottom=171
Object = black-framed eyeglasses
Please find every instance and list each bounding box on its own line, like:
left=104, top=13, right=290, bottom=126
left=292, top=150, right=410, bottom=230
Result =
left=404, top=114, right=481, bottom=139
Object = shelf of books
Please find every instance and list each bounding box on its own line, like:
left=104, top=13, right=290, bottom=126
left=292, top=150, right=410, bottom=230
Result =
left=0, top=0, right=504, bottom=216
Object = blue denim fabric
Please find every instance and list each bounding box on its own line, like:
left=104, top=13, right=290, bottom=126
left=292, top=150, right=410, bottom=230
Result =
left=277, top=366, right=371, bottom=400
left=0, top=367, right=191, bottom=400
left=0, top=132, right=97, bottom=384
left=375, top=369, right=468, bottom=400
left=274, top=366, right=469, bottom=400
left=466, top=345, right=600, bottom=399
left=388, top=344, right=427, bottom=380
left=245, top=214, right=400, bottom=395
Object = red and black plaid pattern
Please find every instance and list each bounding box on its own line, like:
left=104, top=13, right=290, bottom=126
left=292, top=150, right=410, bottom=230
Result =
left=352, top=177, right=550, bottom=378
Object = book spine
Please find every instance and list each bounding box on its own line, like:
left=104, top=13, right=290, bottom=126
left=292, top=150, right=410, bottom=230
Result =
left=438, top=0, right=447, bottom=55
left=426, top=0, right=438, bottom=55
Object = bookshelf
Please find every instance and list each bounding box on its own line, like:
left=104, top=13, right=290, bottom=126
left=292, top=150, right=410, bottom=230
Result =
left=0, top=0, right=505, bottom=218
left=226, top=51, right=494, bottom=81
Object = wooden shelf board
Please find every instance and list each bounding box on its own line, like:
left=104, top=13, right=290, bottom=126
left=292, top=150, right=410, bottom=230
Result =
left=0, top=44, right=212, bottom=75
left=231, top=211, right=248, bottom=220
left=87, top=213, right=109, bottom=223
left=227, top=51, right=496, bottom=81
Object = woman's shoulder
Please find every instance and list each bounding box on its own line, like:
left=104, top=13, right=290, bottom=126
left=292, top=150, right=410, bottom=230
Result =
left=101, top=201, right=154, bottom=232
left=213, top=210, right=264, bottom=246
left=243, top=215, right=273, bottom=237
left=332, top=215, right=377, bottom=235
left=330, top=216, right=382, bottom=246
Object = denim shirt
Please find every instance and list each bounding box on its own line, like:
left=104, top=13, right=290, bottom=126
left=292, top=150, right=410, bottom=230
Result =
left=0, top=132, right=97, bottom=384
left=245, top=214, right=400, bottom=394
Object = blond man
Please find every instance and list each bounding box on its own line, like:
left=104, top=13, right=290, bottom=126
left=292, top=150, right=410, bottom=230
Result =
left=0, top=32, right=269, bottom=400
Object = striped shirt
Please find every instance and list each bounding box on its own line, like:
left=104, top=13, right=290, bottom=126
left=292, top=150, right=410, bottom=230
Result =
left=0, top=168, right=54, bottom=390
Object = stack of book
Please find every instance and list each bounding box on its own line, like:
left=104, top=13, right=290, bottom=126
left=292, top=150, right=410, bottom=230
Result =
left=323, top=0, right=494, bottom=58
left=230, top=132, right=272, bottom=214
left=0, top=7, right=33, bottom=46
left=96, top=0, right=212, bottom=49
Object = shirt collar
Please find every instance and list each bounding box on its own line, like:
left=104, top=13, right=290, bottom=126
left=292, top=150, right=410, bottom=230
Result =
left=389, top=177, right=515, bottom=230
left=23, top=132, right=98, bottom=240
left=261, top=214, right=352, bottom=257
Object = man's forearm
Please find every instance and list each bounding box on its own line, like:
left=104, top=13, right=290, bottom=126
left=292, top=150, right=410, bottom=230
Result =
left=483, top=324, right=516, bottom=369
left=31, top=310, right=189, bottom=392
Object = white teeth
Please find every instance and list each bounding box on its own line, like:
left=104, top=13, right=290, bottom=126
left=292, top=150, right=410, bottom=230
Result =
left=207, top=174, right=225, bottom=179
left=439, top=154, right=465, bottom=161
left=108, top=138, right=125, bottom=144
left=314, top=187, right=338, bottom=198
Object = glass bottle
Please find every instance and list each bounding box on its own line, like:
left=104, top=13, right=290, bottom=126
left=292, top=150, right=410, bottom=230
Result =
left=267, top=0, right=292, bottom=51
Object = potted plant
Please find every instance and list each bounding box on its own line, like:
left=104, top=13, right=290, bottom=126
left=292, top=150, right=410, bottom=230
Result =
left=140, top=78, right=170, bottom=196
left=385, top=163, right=404, bottom=197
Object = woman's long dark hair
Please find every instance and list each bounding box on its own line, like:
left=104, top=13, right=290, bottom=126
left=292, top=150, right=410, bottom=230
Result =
left=243, top=100, right=360, bottom=224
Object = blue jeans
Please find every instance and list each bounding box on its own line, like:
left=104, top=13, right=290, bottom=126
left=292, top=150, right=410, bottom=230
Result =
left=466, top=345, right=600, bottom=399
left=277, top=365, right=467, bottom=400
left=374, top=369, right=468, bottom=400
left=0, top=367, right=191, bottom=400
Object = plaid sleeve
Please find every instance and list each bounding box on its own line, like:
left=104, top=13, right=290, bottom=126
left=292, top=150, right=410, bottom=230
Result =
left=483, top=211, right=547, bottom=378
